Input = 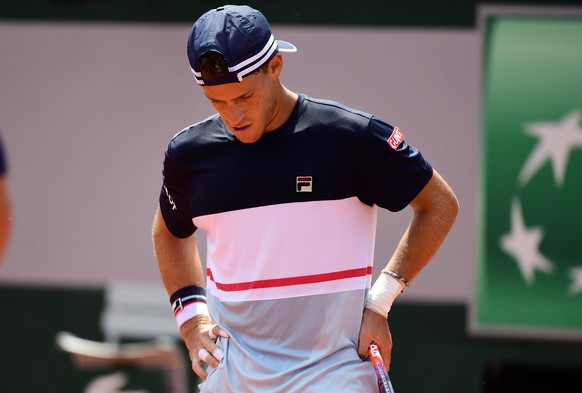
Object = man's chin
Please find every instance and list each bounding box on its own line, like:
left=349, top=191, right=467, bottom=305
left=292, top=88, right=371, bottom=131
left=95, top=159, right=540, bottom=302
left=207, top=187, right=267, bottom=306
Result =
left=231, top=128, right=263, bottom=144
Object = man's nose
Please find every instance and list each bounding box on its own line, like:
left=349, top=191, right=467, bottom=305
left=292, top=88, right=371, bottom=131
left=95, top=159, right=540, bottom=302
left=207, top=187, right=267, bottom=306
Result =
left=225, top=103, right=245, bottom=124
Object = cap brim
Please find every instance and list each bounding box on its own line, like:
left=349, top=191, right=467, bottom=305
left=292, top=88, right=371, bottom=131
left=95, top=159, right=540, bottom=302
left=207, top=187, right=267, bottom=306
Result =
left=277, top=40, right=297, bottom=53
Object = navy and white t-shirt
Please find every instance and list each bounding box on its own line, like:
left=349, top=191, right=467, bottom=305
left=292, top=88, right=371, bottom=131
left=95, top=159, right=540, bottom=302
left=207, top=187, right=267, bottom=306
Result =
left=159, top=94, right=432, bottom=392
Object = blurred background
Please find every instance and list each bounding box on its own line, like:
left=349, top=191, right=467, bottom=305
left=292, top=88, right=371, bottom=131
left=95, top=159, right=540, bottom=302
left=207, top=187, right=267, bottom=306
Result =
left=1, top=0, right=582, bottom=392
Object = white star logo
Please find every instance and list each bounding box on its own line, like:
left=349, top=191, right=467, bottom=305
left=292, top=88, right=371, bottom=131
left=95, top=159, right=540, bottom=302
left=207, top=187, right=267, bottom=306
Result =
left=518, top=109, right=582, bottom=187
left=500, top=198, right=554, bottom=285
left=569, top=267, right=582, bottom=296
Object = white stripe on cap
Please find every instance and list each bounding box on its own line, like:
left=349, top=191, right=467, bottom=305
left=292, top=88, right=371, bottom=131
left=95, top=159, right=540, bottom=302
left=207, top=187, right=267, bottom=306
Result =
left=191, top=34, right=278, bottom=86
left=192, top=69, right=204, bottom=85
left=229, top=34, right=278, bottom=80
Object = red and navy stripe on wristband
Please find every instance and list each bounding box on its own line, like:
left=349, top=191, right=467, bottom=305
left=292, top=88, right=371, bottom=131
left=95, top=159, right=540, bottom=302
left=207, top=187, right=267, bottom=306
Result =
left=170, top=285, right=208, bottom=326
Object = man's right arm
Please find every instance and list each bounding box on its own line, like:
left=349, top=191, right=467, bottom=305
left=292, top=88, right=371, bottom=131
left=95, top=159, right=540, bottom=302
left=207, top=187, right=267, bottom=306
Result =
left=152, top=206, right=205, bottom=290
left=151, top=206, right=225, bottom=380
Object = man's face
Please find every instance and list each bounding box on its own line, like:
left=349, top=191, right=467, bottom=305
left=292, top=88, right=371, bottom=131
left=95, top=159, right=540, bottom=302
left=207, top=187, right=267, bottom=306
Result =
left=202, top=67, right=278, bottom=144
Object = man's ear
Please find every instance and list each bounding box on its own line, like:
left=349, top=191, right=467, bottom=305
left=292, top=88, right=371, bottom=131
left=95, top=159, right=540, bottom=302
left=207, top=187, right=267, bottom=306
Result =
left=268, top=53, right=284, bottom=79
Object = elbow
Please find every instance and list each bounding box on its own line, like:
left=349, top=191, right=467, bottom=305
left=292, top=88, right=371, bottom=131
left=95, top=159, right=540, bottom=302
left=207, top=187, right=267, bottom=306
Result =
left=440, top=184, right=459, bottom=229
left=449, top=191, right=460, bottom=222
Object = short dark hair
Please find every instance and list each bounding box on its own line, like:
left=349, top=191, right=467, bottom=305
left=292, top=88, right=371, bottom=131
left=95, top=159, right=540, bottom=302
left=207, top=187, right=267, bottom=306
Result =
left=199, top=51, right=228, bottom=82
left=199, top=51, right=269, bottom=83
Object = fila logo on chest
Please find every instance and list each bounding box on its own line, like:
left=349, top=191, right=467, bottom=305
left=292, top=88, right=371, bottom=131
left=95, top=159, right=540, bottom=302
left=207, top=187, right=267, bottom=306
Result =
left=296, top=176, right=313, bottom=192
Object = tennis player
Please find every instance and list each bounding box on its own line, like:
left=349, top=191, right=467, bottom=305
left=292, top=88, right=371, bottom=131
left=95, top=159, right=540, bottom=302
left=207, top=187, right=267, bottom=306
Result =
left=152, top=5, right=458, bottom=392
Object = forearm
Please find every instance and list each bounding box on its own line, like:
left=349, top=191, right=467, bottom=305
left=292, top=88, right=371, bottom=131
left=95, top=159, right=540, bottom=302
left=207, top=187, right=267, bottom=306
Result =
left=152, top=207, right=226, bottom=379
left=151, top=206, right=205, bottom=295
left=365, top=171, right=458, bottom=318
left=360, top=170, right=458, bottom=363
left=384, top=170, right=458, bottom=282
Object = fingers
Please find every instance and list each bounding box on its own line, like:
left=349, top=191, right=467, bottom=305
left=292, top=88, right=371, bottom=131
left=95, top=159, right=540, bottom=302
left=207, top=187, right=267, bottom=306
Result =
left=362, top=339, right=392, bottom=368
left=199, top=344, right=224, bottom=367
left=191, top=346, right=223, bottom=380
left=189, top=324, right=230, bottom=381
left=380, top=343, right=391, bottom=371
left=203, top=325, right=228, bottom=363
left=198, top=348, right=211, bottom=362
left=199, top=346, right=225, bottom=362
left=192, top=357, right=208, bottom=380
left=208, top=324, right=230, bottom=340
left=198, top=347, right=224, bottom=364
left=358, top=339, right=371, bottom=360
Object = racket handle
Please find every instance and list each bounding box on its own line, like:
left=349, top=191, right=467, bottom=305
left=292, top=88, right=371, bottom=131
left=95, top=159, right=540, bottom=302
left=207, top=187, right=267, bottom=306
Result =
left=369, top=342, right=395, bottom=393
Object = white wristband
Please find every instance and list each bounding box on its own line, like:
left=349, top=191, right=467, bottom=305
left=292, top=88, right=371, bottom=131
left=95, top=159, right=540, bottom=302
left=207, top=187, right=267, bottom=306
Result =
left=175, top=302, right=209, bottom=327
left=365, top=272, right=405, bottom=317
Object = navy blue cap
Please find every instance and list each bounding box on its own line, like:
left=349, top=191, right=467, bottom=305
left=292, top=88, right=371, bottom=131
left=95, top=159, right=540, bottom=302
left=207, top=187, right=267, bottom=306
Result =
left=187, top=5, right=297, bottom=86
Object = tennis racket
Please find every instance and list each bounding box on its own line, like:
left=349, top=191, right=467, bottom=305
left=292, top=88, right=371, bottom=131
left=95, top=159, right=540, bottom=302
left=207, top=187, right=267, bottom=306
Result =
left=369, top=342, right=395, bottom=393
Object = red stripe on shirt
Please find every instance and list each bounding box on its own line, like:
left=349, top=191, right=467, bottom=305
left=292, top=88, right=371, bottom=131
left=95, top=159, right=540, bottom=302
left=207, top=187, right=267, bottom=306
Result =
left=207, top=266, right=373, bottom=292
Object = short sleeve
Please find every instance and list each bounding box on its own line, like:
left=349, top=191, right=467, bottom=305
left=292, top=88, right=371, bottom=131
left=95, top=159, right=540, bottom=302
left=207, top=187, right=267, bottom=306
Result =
left=357, top=116, right=433, bottom=212
left=158, top=142, right=197, bottom=238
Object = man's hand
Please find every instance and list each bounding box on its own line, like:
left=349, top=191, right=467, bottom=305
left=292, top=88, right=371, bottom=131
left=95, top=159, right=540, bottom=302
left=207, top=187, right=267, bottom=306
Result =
left=358, top=308, right=393, bottom=370
left=180, top=314, right=230, bottom=380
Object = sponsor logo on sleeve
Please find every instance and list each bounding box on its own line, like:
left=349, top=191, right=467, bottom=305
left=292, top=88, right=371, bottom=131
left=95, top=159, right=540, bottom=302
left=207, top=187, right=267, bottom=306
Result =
left=387, top=126, right=404, bottom=150
left=163, top=185, right=177, bottom=210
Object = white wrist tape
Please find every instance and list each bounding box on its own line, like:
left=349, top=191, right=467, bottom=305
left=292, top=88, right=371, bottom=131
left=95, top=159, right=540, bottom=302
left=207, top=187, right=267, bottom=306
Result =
left=365, top=272, right=405, bottom=317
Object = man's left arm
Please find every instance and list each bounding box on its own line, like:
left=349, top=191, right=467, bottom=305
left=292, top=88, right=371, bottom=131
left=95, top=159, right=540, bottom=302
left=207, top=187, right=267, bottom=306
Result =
left=358, top=169, right=459, bottom=367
